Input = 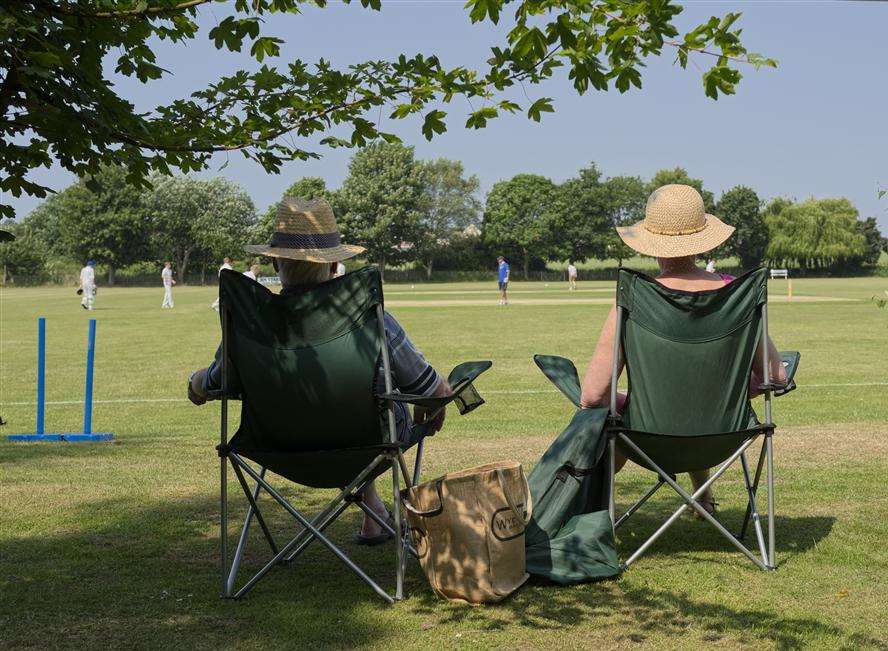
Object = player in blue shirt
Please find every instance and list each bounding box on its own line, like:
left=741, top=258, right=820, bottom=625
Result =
left=497, top=255, right=510, bottom=305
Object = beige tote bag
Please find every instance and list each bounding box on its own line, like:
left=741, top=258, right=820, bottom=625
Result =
left=401, top=460, right=532, bottom=604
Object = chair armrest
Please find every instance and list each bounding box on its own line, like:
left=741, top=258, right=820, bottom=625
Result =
left=377, top=360, right=492, bottom=415
left=759, top=351, right=801, bottom=397
left=533, top=354, right=582, bottom=407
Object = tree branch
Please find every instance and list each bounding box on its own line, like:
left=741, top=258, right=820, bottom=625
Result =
left=37, top=0, right=214, bottom=18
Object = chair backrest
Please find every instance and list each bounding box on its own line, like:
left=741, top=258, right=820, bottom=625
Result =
left=616, top=268, right=768, bottom=437
left=220, top=266, right=386, bottom=453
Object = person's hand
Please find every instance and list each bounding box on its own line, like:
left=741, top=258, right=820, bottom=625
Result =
left=187, top=368, right=208, bottom=405
left=172, top=280, right=177, bottom=285
left=413, top=379, right=451, bottom=433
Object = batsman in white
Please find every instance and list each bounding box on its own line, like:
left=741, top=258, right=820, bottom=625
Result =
left=161, top=261, right=176, bottom=308
left=78, top=260, right=96, bottom=310
left=210, top=256, right=233, bottom=311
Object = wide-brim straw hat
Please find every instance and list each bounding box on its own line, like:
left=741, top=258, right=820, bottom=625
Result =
left=245, top=197, right=365, bottom=263
left=616, top=184, right=735, bottom=258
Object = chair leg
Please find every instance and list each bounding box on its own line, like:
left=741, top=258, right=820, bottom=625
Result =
left=230, top=462, right=278, bottom=556
left=232, top=456, right=395, bottom=603
left=766, top=432, right=776, bottom=569
left=412, top=440, right=425, bottom=487
left=392, top=453, right=405, bottom=601
left=614, top=478, right=666, bottom=530
left=227, top=466, right=268, bottom=595
left=739, top=453, right=768, bottom=564
left=618, top=433, right=768, bottom=571
left=739, top=440, right=767, bottom=540
left=220, top=453, right=229, bottom=598
left=608, top=436, right=616, bottom=528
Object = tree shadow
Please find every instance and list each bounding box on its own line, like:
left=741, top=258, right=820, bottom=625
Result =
left=0, top=490, right=412, bottom=648
left=614, top=507, right=835, bottom=565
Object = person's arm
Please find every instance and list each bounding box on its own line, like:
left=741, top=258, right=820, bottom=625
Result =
left=383, top=312, right=450, bottom=431
left=413, top=377, right=452, bottom=433
left=749, top=335, right=787, bottom=397
left=580, top=304, right=623, bottom=408
left=187, top=345, right=223, bottom=405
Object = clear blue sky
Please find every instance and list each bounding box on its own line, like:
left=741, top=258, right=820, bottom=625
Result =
left=8, top=1, right=888, bottom=229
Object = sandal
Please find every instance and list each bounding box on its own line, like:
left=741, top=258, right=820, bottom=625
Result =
left=355, top=509, right=395, bottom=546
left=692, top=498, right=719, bottom=520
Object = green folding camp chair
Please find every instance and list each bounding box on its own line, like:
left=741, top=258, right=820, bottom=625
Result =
left=214, top=266, right=491, bottom=602
left=606, top=267, right=800, bottom=571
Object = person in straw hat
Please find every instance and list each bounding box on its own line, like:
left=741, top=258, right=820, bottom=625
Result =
left=578, top=184, right=787, bottom=516
left=187, top=197, right=452, bottom=545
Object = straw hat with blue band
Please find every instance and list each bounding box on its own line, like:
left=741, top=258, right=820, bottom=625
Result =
left=245, top=197, right=365, bottom=263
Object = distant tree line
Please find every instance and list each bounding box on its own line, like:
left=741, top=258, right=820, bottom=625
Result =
left=1, top=143, right=885, bottom=284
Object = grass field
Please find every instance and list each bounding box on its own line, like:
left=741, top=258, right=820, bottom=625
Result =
left=1, top=276, right=887, bottom=650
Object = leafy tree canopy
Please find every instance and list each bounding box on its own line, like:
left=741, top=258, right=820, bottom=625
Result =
left=856, top=216, right=886, bottom=267
left=1, top=1, right=775, bottom=219
left=765, top=197, right=867, bottom=270
left=415, top=159, right=481, bottom=278
left=147, top=175, right=257, bottom=280
left=337, top=142, right=426, bottom=274
left=647, top=167, right=715, bottom=212
left=600, top=174, right=647, bottom=263
left=483, top=173, right=559, bottom=278
left=551, top=163, right=613, bottom=263
left=715, top=185, right=768, bottom=269
left=54, top=164, right=152, bottom=283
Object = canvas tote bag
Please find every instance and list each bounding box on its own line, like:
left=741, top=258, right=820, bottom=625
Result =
left=401, top=460, right=532, bottom=604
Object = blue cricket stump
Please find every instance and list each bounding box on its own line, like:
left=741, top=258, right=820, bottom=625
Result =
left=7, top=317, right=115, bottom=442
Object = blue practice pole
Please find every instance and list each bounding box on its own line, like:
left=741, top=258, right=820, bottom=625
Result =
left=82, top=319, right=96, bottom=436
left=36, top=317, right=46, bottom=436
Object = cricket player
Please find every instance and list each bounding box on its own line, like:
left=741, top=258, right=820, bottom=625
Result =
left=161, top=261, right=176, bottom=308
left=334, top=261, right=346, bottom=278
left=243, top=263, right=260, bottom=281
left=567, top=261, right=578, bottom=291
left=497, top=255, right=510, bottom=306
left=211, top=256, right=234, bottom=311
left=79, top=260, right=96, bottom=310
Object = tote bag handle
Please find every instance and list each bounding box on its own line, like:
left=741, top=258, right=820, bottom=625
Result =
left=496, top=468, right=533, bottom=526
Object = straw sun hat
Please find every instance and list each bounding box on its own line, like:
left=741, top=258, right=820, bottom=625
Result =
left=245, top=197, right=364, bottom=263
left=616, top=184, right=735, bottom=258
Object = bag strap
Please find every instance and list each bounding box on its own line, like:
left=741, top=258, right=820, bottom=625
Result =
left=496, top=468, right=533, bottom=525
left=401, top=480, right=445, bottom=517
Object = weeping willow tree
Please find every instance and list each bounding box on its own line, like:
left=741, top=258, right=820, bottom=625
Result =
left=765, top=198, right=867, bottom=270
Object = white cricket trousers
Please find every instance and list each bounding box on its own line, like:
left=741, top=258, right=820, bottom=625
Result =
left=162, top=286, right=174, bottom=308
left=81, top=285, right=96, bottom=310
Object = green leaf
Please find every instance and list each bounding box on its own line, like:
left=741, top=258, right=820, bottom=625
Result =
left=421, top=110, right=447, bottom=140
left=527, top=97, right=554, bottom=122
left=465, top=106, right=498, bottom=129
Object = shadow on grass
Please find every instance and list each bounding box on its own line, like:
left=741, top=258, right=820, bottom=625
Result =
left=615, top=507, right=835, bottom=564
left=0, top=488, right=410, bottom=648
left=409, top=580, right=886, bottom=649
left=0, top=484, right=869, bottom=650
left=0, top=438, right=126, bottom=465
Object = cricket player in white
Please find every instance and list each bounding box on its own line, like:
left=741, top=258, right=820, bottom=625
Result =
left=567, top=261, right=578, bottom=291
left=242, top=263, right=260, bottom=281
left=211, top=256, right=233, bottom=311
left=334, top=261, right=346, bottom=278
left=79, top=260, right=96, bottom=310
left=161, top=261, right=175, bottom=308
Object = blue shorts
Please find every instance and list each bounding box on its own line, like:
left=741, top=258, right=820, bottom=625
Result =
left=498, top=281, right=508, bottom=291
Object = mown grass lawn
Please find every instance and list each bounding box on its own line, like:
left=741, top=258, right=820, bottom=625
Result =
left=1, top=276, right=886, bottom=649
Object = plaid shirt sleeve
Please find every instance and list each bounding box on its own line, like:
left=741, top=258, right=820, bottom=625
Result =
left=383, top=311, right=442, bottom=396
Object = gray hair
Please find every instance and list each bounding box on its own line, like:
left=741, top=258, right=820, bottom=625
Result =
left=277, top=259, right=332, bottom=287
